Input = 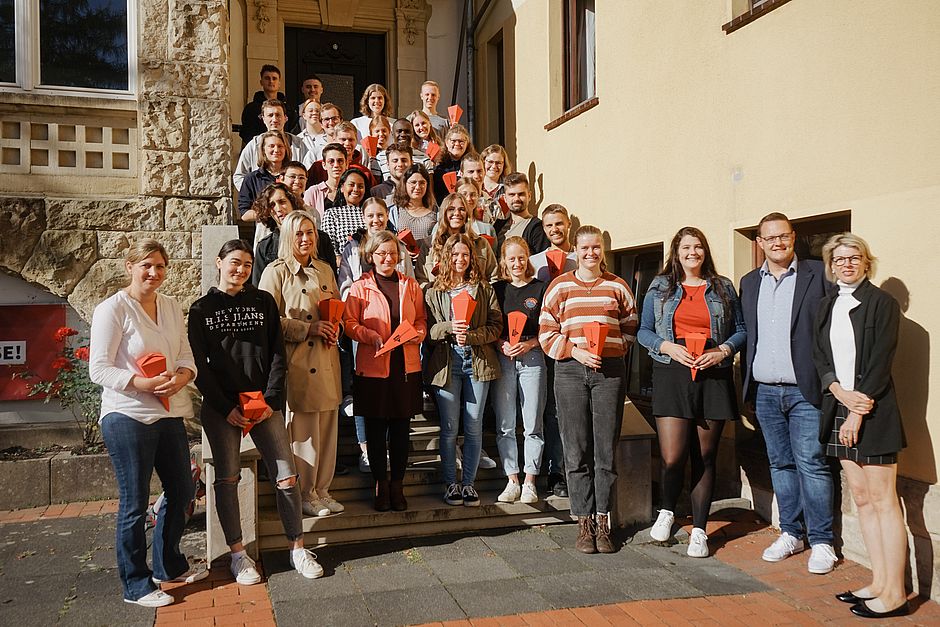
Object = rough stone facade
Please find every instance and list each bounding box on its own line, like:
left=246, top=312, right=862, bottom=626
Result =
left=0, top=0, right=233, bottom=321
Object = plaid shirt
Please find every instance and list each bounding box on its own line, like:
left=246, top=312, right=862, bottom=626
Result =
left=321, top=204, right=365, bottom=256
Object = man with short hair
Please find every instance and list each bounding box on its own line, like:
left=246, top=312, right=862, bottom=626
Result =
left=370, top=144, right=413, bottom=203
left=493, top=173, right=550, bottom=257
left=740, top=212, right=838, bottom=575
left=420, top=81, right=450, bottom=138
left=240, top=65, right=295, bottom=146
left=307, top=123, right=375, bottom=187
left=319, top=103, right=344, bottom=142
left=233, top=99, right=310, bottom=191
left=293, top=75, right=325, bottom=133
left=390, top=118, right=431, bottom=170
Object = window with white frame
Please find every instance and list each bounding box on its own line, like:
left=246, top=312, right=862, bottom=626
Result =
left=564, top=0, right=596, bottom=110
left=2, top=0, right=134, bottom=94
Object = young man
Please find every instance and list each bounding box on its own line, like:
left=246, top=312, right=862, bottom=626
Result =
left=370, top=143, right=413, bottom=203
left=493, top=173, right=550, bottom=258
left=739, top=212, right=838, bottom=575
left=293, top=74, right=325, bottom=131
left=420, top=81, right=450, bottom=138
left=240, top=65, right=294, bottom=147
left=233, top=100, right=310, bottom=191
left=319, top=103, right=344, bottom=142
left=390, top=118, right=431, bottom=170
left=307, top=122, right=375, bottom=186
left=303, top=143, right=347, bottom=220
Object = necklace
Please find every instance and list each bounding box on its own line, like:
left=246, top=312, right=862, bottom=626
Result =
left=683, top=283, right=706, bottom=301
left=576, top=270, right=602, bottom=293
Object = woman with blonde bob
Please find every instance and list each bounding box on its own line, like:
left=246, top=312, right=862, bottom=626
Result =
left=350, top=83, right=395, bottom=140
left=480, top=144, right=512, bottom=206
left=89, top=239, right=204, bottom=607
left=814, top=233, right=908, bottom=619
left=426, top=193, right=498, bottom=283
left=259, top=210, right=344, bottom=520
left=433, top=124, right=476, bottom=204
left=492, top=236, right=547, bottom=504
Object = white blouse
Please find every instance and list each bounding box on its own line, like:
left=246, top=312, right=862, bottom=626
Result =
left=89, top=290, right=197, bottom=424
left=829, top=280, right=862, bottom=391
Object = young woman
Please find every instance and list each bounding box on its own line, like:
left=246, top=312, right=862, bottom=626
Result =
left=368, top=116, right=393, bottom=181
left=480, top=144, right=512, bottom=205
left=239, top=130, right=290, bottom=220
left=637, top=226, right=745, bottom=558
left=350, top=83, right=395, bottom=140
left=89, top=239, right=204, bottom=607
left=297, top=99, right=325, bottom=161
left=426, top=193, right=498, bottom=283
left=432, top=124, right=476, bottom=205
left=189, top=241, right=323, bottom=584
left=321, top=168, right=371, bottom=260
left=259, top=210, right=344, bottom=519
left=492, top=237, right=547, bottom=504
left=343, top=231, right=428, bottom=511
left=456, top=177, right=498, bottom=235
left=408, top=109, right=443, bottom=154
left=814, top=234, right=908, bottom=619
left=303, top=143, right=347, bottom=220
left=389, top=164, right=437, bottom=243
left=539, top=225, right=638, bottom=555
left=425, top=233, right=502, bottom=507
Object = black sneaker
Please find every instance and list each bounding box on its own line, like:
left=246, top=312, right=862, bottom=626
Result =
left=444, top=483, right=463, bottom=506
left=550, top=475, right=568, bottom=498
left=462, top=484, right=481, bottom=507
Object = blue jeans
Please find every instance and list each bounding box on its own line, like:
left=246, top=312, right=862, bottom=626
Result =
left=493, top=350, right=546, bottom=476
left=101, top=413, right=193, bottom=601
left=755, top=383, right=834, bottom=546
left=434, top=346, right=490, bottom=486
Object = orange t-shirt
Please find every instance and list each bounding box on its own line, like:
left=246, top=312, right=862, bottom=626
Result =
left=673, top=284, right=711, bottom=339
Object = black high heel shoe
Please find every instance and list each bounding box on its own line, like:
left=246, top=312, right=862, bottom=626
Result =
left=835, top=591, right=873, bottom=604
left=850, top=600, right=911, bottom=619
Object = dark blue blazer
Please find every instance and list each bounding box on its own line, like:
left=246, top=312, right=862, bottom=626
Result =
left=739, top=258, right=831, bottom=407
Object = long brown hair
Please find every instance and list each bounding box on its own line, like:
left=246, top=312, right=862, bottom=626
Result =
left=393, top=164, right=435, bottom=210
left=659, top=226, right=730, bottom=309
left=430, top=194, right=476, bottom=263
left=433, top=233, right=483, bottom=291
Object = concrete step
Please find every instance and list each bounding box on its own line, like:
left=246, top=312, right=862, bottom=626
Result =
left=257, top=488, right=572, bottom=551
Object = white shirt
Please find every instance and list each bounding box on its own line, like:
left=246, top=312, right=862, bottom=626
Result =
left=830, top=280, right=862, bottom=391
left=89, top=291, right=197, bottom=423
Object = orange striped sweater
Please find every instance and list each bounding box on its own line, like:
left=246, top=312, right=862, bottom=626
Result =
left=538, top=271, right=638, bottom=360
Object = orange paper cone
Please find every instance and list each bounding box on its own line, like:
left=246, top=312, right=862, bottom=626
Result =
left=451, top=290, right=476, bottom=324
left=397, top=228, right=420, bottom=255
left=318, top=298, right=345, bottom=325
left=425, top=141, right=441, bottom=161
left=375, top=320, right=420, bottom=356
left=431, top=261, right=440, bottom=277
left=136, top=352, right=170, bottom=410
left=546, top=249, right=566, bottom=279
left=448, top=104, right=463, bottom=125
left=584, top=321, right=608, bottom=358
left=361, top=135, right=378, bottom=158
left=497, top=196, right=510, bottom=217
left=480, top=234, right=495, bottom=248
left=507, top=311, right=527, bottom=346
left=685, top=333, right=707, bottom=381
left=443, top=171, right=458, bottom=193
left=239, top=391, right=269, bottom=435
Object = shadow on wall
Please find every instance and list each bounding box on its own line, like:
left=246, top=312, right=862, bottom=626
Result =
left=880, top=277, right=935, bottom=598
left=525, top=161, right=544, bottom=216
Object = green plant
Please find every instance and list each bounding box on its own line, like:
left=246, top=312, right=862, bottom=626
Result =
left=13, top=326, right=102, bottom=450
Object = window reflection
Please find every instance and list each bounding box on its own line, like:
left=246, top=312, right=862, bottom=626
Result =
left=0, top=0, right=14, bottom=83
left=39, top=0, right=128, bottom=90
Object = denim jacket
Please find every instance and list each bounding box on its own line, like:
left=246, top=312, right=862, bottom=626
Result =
left=637, top=275, right=746, bottom=366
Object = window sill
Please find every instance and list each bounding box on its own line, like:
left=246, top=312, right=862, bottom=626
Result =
left=544, top=96, right=599, bottom=131
left=722, top=0, right=793, bottom=35
left=0, top=89, right=137, bottom=110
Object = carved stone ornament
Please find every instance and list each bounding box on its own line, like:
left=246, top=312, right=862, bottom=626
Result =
left=254, top=0, right=270, bottom=33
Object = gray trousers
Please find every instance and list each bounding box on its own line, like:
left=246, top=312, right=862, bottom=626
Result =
left=553, top=358, right=626, bottom=516
left=201, top=404, right=304, bottom=544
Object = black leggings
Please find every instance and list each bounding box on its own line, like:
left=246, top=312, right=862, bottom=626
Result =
left=365, top=417, right=411, bottom=482
left=656, top=416, right=725, bottom=530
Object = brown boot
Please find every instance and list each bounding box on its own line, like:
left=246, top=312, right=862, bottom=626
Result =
left=595, top=513, right=615, bottom=553
left=374, top=479, right=390, bottom=511
left=576, top=516, right=597, bottom=554
left=389, top=479, right=407, bottom=511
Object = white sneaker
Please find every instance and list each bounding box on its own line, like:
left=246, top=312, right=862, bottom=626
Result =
left=302, top=498, right=331, bottom=517
left=230, top=553, right=261, bottom=585
left=478, top=449, right=498, bottom=469
left=762, top=532, right=804, bottom=562
left=497, top=481, right=522, bottom=503
left=649, top=509, right=675, bottom=542
left=808, top=543, right=838, bottom=574
left=444, top=482, right=463, bottom=505
left=520, top=482, right=539, bottom=504
left=358, top=451, right=371, bottom=473
left=687, top=528, right=709, bottom=558
left=455, top=446, right=463, bottom=470
left=290, top=548, right=324, bottom=579
left=152, top=565, right=209, bottom=584
left=341, top=395, right=354, bottom=417
left=318, top=493, right=345, bottom=513
left=125, top=589, right=174, bottom=607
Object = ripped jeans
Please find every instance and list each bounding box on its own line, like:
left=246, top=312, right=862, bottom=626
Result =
left=201, top=404, right=303, bottom=544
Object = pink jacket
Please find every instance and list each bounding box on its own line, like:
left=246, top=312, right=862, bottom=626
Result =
left=343, top=271, right=427, bottom=378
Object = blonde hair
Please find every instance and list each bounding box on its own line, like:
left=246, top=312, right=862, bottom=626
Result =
left=361, top=229, right=400, bottom=268
left=480, top=144, right=512, bottom=179
left=407, top=109, right=442, bottom=148
left=277, top=211, right=319, bottom=262
left=498, top=236, right=535, bottom=282
left=369, top=115, right=391, bottom=132
left=257, top=130, right=291, bottom=169
left=125, top=238, right=169, bottom=266
left=301, top=99, right=320, bottom=115
left=359, top=83, right=393, bottom=117
left=821, top=232, right=878, bottom=282
left=574, top=225, right=608, bottom=273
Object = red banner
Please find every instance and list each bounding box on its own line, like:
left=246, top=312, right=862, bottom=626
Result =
left=0, top=305, right=67, bottom=401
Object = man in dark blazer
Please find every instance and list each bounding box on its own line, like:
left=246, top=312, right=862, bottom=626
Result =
left=740, top=212, right=837, bottom=575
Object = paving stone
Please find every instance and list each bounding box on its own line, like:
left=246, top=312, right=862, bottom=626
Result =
left=425, top=554, right=519, bottom=584
left=264, top=551, right=359, bottom=601
left=500, top=548, right=591, bottom=577
left=543, top=522, right=581, bottom=547
left=562, top=545, right=666, bottom=572
left=409, top=533, right=493, bottom=561
left=348, top=560, right=438, bottom=593
left=615, top=566, right=708, bottom=600
left=273, top=594, right=374, bottom=627
left=445, top=578, right=553, bottom=618
left=363, top=586, right=465, bottom=627
left=524, top=570, right=631, bottom=608
left=59, top=568, right=152, bottom=627
left=334, top=537, right=415, bottom=570
left=0, top=572, right=76, bottom=626
left=480, top=528, right=562, bottom=551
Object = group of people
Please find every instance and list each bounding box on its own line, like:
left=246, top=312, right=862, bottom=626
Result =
left=86, top=67, right=908, bottom=620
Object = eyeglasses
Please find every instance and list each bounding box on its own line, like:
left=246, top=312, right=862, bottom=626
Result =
left=321, top=116, right=340, bottom=123
left=484, top=159, right=503, bottom=166
left=372, top=251, right=398, bottom=259
left=832, top=255, right=864, bottom=267
left=282, top=174, right=307, bottom=182
left=757, top=232, right=794, bottom=244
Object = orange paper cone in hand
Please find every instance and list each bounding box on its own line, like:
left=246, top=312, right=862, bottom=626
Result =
left=448, top=104, right=463, bottom=125
left=584, top=322, right=607, bottom=358
left=443, top=171, right=458, bottom=193
left=318, top=298, right=345, bottom=325
left=546, top=249, right=566, bottom=279
left=425, top=141, right=441, bottom=161
left=685, top=333, right=707, bottom=381
left=507, top=311, right=527, bottom=346
left=480, top=234, right=495, bottom=248
left=451, top=290, right=476, bottom=324
left=136, top=352, right=170, bottom=410
left=375, top=320, right=420, bottom=356
left=497, top=196, right=510, bottom=217
left=239, top=391, right=269, bottom=436
left=361, top=135, right=378, bottom=158
left=397, top=228, right=420, bottom=255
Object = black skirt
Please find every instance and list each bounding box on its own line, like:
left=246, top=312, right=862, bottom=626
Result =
left=651, top=359, right=738, bottom=421
left=353, top=347, right=422, bottom=419
left=826, top=403, right=897, bottom=464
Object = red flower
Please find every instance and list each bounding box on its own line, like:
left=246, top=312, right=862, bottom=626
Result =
left=54, top=327, right=79, bottom=342
left=51, top=357, right=73, bottom=371
left=73, top=346, right=90, bottom=361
